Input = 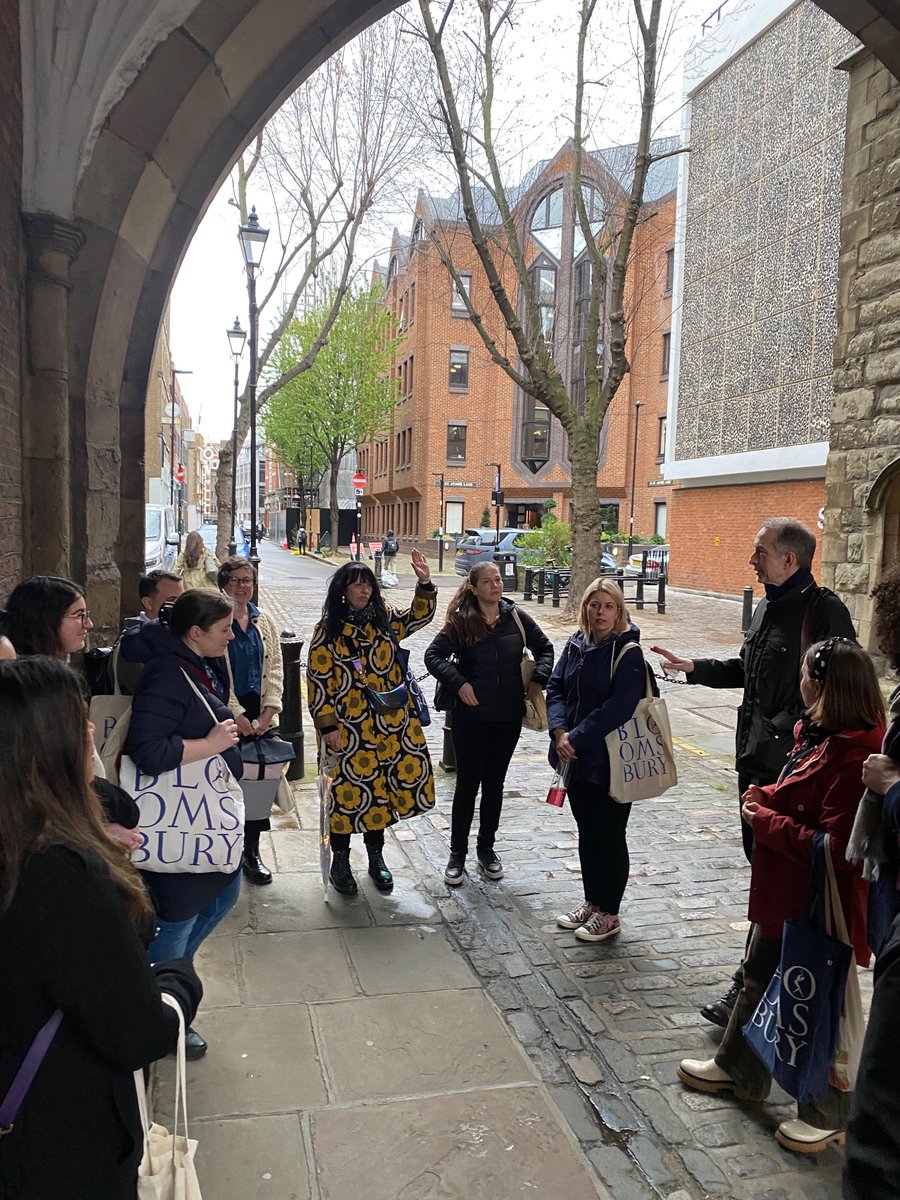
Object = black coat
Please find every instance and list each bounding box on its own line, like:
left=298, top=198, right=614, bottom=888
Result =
left=689, top=577, right=855, bottom=784
left=425, top=600, right=554, bottom=723
left=0, top=845, right=201, bottom=1200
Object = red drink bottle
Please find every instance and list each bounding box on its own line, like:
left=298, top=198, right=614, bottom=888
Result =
left=546, top=760, right=571, bottom=807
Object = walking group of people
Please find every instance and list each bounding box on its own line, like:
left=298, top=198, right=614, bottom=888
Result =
left=2, top=515, right=900, bottom=1196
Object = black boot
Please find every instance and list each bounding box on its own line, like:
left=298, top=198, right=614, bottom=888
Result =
left=330, top=849, right=358, bottom=895
left=242, top=829, right=273, bottom=886
left=700, top=979, right=741, bottom=1028
left=367, top=849, right=394, bottom=892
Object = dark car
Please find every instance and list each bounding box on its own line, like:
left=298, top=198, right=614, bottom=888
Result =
left=454, top=528, right=529, bottom=576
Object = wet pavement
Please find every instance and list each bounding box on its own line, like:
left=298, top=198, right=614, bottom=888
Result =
left=152, top=543, right=854, bottom=1199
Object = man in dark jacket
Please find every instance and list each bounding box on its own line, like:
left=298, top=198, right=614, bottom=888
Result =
left=653, top=517, right=855, bottom=1022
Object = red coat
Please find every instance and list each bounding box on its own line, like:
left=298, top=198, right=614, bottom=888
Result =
left=749, top=722, right=883, bottom=966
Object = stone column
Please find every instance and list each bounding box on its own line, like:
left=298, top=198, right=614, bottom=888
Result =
left=21, top=213, right=84, bottom=577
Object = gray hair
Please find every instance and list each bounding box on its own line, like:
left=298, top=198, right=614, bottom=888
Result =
left=761, top=518, right=816, bottom=570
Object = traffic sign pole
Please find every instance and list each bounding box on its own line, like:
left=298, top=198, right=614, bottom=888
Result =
left=352, top=472, right=366, bottom=561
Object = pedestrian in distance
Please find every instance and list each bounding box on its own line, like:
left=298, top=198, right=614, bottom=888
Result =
left=382, top=528, right=399, bottom=574
left=297, top=526, right=308, bottom=555
left=546, top=578, right=648, bottom=943
left=425, top=561, right=554, bottom=885
left=653, top=516, right=856, bottom=1027
left=0, top=655, right=202, bottom=1200
left=678, top=638, right=884, bottom=1155
left=306, top=552, right=437, bottom=895
left=174, top=529, right=220, bottom=589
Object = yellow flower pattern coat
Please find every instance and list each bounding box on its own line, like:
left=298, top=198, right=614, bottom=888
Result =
left=306, top=584, right=437, bottom=835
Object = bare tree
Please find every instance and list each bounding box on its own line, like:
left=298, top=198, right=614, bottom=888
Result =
left=214, top=13, right=429, bottom=558
left=414, top=0, right=667, bottom=606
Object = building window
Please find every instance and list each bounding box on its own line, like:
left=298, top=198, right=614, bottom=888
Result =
left=661, top=331, right=671, bottom=378
left=654, top=501, right=667, bottom=539
left=521, top=399, right=550, bottom=472
left=449, top=348, right=469, bottom=390
left=408, top=282, right=416, bottom=325
left=531, top=187, right=563, bottom=234
left=445, top=500, right=464, bottom=535
left=413, top=218, right=425, bottom=243
left=451, top=272, right=472, bottom=313
left=388, top=255, right=398, bottom=282
left=665, top=247, right=675, bottom=294
left=657, top=415, right=667, bottom=460
left=599, top=503, right=620, bottom=535
left=447, top=423, right=467, bottom=461
left=529, top=260, right=556, bottom=343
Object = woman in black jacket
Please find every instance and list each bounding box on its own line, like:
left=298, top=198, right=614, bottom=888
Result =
left=0, top=656, right=201, bottom=1200
left=546, top=578, right=646, bottom=943
left=425, top=562, right=553, bottom=885
left=122, top=589, right=241, bottom=1060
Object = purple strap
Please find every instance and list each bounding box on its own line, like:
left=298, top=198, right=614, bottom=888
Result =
left=0, top=1010, right=63, bottom=1133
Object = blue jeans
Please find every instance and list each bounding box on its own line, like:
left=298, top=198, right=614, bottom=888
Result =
left=148, top=872, right=242, bottom=964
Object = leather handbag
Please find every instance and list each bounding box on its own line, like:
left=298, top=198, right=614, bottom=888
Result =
left=509, top=608, right=548, bottom=732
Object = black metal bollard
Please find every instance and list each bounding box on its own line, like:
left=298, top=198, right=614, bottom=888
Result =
left=536, top=569, right=546, bottom=605
left=523, top=567, right=533, bottom=601
left=552, top=571, right=561, bottom=608
left=373, top=549, right=383, bottom=581
left=636, top=575, right=645, bottom=611
left=657, top=573, right=667, bottom=615
left=742, top=585, right=754, bottom=632
left=279, top=631, right=305, bottom=779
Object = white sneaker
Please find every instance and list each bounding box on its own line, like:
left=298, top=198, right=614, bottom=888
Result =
left=574, top=912, right=621, bottom=942
left=557, top=901, right=597, bottom=930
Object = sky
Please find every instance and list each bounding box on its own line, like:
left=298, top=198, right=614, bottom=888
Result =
left=170, top=0, right=722, bottom=442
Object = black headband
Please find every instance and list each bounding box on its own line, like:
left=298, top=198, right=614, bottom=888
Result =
left=808, top=637, right=852, bottom=682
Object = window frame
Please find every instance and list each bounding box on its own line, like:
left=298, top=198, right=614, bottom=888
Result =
left=661, top=331, right=671, bottom=379
left=449, top=347, right=470, bottom=391
left=451, top=271, right=472, bottom=314
left=446, top=422, right=467, bottom=462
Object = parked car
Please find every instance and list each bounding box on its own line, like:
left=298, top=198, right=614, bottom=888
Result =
left=196, top=522, right=250, bottom=559
left=145, top=504, right=178, bottom=572
left=625, top=548, right=668, bottom=577
left=454, top=527, right=529, bottom=575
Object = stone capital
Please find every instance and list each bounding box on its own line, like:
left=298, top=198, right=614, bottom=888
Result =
left=21, top=212, right=86, bottom=288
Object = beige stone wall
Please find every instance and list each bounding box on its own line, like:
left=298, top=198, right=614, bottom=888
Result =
left=823, top=52, right=900, bottom=649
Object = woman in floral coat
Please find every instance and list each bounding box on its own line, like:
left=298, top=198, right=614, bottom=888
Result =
left=307, top=550, right=437, bottom=895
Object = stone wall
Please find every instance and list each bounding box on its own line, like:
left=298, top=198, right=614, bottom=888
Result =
left=822, top=51, right=900, bottom=648
left=677, top=1, right=853, bottom=462
left=0, top=0, right=22, bottom=598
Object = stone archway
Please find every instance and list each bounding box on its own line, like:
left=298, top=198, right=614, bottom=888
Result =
left=22, top=0, right=400, bottom=626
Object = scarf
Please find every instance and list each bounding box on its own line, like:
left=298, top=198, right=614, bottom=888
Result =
left=764, top=567, right=813, bottom=603
left=344, top=600, right=381, bottom=630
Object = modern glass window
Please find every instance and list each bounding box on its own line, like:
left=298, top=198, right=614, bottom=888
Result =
left=529, top=261, right=556, bottom=343
left=654, top=501, right=667, bottom=539
left=388, top=255, right=398, bottom=281
left=446, top=423, right=467, bottom=461
left=451, top=272, right=472, bottom=313
left=665, top=247, right=675, bottom=293
left=521, top=400, right=551, bottom=472
left=658, top=415, right=667, bottom=459
left=445, top=500, right=464, bottom=535
left=449, top=349, right=469, bottom=389
left=661, top=331, right=671, bottom=378
left=413, top=218, right=425, bottom=242
left=531, top=186, right=563, bottom=260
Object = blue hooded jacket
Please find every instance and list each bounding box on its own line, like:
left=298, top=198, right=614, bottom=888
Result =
left=546, top=623, right=649, bottom=790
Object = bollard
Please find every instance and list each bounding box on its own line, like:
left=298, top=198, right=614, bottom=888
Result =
left=536, top=568, right=546, bottom=605
left=279, top=630, right=305, bottom=779
left=741, top=585, right=754, bottom=633
left=552, top=570, right=561, bottom=608
left=373, top=549, right=383, bottom=581
left=636, top=575, right=645, bottom=611
left=439, top=717, right=456, bottom=772
left=657, top=573, right=667, bottom=615
left=523, top=566, right=533, bottom=602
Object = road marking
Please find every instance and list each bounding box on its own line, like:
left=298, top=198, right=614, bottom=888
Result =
left=673, top=737, right=709, bottom=757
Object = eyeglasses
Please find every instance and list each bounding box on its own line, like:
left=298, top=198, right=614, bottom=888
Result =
left=226, top=577, right=255, bottom=588
left=65, top=610, right=92, bottom=624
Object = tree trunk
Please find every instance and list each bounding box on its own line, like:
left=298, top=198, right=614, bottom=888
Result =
left=329, top=457, right=340, bottom=552
left=214, top=448, right=234, bottom=562
left=568, top=416, right=604, bottom=614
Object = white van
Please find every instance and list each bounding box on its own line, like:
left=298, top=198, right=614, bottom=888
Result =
left=145, top=505, right=179, bottom=571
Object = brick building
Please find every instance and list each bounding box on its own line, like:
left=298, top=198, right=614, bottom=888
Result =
left=358, top=142, right=677, bottom=552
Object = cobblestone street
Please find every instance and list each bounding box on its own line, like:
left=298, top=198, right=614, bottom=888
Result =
left=160, top=544, right=855, bottom=1200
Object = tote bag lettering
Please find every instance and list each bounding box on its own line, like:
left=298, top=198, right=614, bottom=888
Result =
left=605, top=643, right=677, bottom=803
left=121, top=756, right=244, bottom=873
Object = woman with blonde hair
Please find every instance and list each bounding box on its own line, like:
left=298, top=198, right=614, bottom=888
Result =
left=174, top=530, right=219, bottom=590
left=545, top=578, right=648, bottom=942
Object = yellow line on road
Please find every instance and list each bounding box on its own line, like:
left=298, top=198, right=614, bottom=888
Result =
left=673, top=737, right=709, bottom=757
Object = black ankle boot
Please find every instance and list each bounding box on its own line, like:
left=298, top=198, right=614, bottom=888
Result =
left=330, top=849, right=358, bottom=895
left=367, top=850, right=394, bottom=892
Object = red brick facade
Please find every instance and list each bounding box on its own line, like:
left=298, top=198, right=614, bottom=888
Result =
left=0, top=0, right=23, bottom=596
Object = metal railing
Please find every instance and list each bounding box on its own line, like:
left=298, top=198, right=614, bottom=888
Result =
left=522, top=565, right=667, bottom=614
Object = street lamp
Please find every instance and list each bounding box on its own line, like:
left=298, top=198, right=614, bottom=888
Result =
left=238, top=205, right=269, bottom=602
left=432, top=471, right=445, bottom=573
left=626, top=401, right=644, bottom=558
left=225, top=316, right=247, bottom=556
left=170, top=367, right=192, bottom=545
left=488, top=461, right=502, bottom=545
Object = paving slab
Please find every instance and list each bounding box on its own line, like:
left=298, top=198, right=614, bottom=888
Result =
left=342, top=923, right=479, bottom=994
left=194, top=932, right=242, bottom=1008
left=313, top=988, right=535, bottom=1103
left=311, top=1085, right=606, bottom=1200
left=250, top=872, right=373, bottom=932
left=238, top=929, right=358, bottom=1005
left=192, top=1114, right=310, bottom=1199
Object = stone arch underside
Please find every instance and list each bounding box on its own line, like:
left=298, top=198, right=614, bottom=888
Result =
left=66, top=0, right=401, bottom=625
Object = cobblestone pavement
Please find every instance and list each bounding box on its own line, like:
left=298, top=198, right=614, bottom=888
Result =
left=224, top=545, right=854, bottom=1199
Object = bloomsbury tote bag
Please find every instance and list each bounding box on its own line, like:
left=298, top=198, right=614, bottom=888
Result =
left=134, top=994, right=202, bottom=1199
left=510, top=608, right=549, bottom=732
left=121, top=671, right=245, bottom=873
left=605, top=642, right=677, bottom=803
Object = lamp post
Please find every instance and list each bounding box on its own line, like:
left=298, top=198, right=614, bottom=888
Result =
left=432, top=471, right=445, bottom=573
left=169, top=367, right=192, bottom=545
left=488, top=461, right=502, bottom=545
left=237, top=206, right=269, bottom=602
left=225, top=316, right=247, bottom=556
left=626, top=401, right=644, bottom=558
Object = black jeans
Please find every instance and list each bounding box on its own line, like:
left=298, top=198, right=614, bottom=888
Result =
left=449, top=715, right=521, bottom=856
left=567, top=778, right=632, bottom=914
left=331, top=830, right=385, bottom=854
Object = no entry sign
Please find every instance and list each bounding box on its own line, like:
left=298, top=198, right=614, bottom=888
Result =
left=352, top=472, right=367, bottom=488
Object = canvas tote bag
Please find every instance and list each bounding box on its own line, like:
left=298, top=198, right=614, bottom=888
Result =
left=90, top=644, right=133, bottom=784
left=135, top=994, right=202, bottom=1199
left=605, top=642, right=677, bottom=803
left=509, top=608, right=549, bottom=732
left=120, top=671, right=245, bottom=873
